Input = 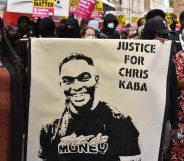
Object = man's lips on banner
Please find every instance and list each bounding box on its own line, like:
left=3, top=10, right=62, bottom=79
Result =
left=70, top=92, right=88, bottom=102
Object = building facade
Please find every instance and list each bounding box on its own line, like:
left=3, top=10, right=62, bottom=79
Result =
left=112, top=0, right=165, bottom=22
left=174, top=0, right=184, bottom=17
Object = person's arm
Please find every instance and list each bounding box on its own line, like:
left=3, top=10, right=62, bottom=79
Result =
left=177, top=78, right=184, bottom=90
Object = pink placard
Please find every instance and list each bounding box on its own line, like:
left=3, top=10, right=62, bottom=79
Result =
left=90, top=12, right=104, bottom=19
left=33, top=7, right=54, bottom=18
left=75, top=0, right=97, bottom=19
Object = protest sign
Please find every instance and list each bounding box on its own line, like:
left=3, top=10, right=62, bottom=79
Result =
left=7, top=0, right=69, bottom=16
left=32, top=0, right=54, bottom=18
left=90, top=0, right=103, bottom=19
left=75, top=0, right=97, bottom=19
left=116, top=14, right=126, bottom=31
left=27, top=38, right=172, bottom=161
left=131, top=16, right=139, bottom=24
left=70, top=0, right=79, bottom=12
left=165, top=12, right=173, bottom=25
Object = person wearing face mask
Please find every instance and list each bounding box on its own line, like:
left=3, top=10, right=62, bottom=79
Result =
left=100, top=13, right=120, bottom=39
left=65, top=17, right=80, bottom=38
left=82, top=27, right=97, bottom=39
left=56, top=19, right=67, bottom=38
left=39, top=17, right=56, bottom=38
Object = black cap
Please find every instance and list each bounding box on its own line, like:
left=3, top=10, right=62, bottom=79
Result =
left=143, top=18, right=169, bottom=35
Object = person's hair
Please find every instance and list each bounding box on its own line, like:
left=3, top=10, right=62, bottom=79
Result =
left=59, top=53, right=94, bottom=75
left=126, top=23, right=131, bottom=28
left=146, top=9, right=165, bottom=21
left=18, top=16, right=30, bottom=25
left=141, top=29, right=156, bottom=40
left=137, top=17, right=145, bottom=27
left=39, top=17, right=55, bottom=37
left=180, top=11, right=184, bottom=23
left=0, top=25, right=22, bottom=80
left=82, top=27, right=97, bottom=37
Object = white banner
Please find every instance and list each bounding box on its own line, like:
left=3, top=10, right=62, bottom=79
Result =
left=7, top=0, right=69, bottom=16
left=27, top=39, right=172, bottom=161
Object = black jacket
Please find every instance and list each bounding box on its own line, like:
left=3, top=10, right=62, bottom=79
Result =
left=65, top=17, right=80, bottom=38
left=4, top=61, right=24, bottom=161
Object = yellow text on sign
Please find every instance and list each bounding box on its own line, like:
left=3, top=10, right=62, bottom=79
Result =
left=33, top=0, right=54, bottom=8
left=70, top=0, right=79, bottom=8
left=116, top=15, right=126, bottom=26
left=93, top=0, right=103, bottom=12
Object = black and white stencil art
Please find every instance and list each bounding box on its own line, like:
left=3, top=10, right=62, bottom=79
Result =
left=38, top=53, right=141, bottom=161
left=27, top=39, right=171, bottom=161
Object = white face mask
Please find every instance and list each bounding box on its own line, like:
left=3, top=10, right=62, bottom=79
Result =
left=85, top=35, right=96, bottom=39
left=107, top=22, right=115, bottom=29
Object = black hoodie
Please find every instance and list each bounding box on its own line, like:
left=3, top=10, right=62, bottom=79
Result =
left=100, top=14, right=120, bottom=39
left=65, top=17, right=80, bottom=38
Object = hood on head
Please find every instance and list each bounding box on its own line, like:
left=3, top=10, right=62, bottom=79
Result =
left=103, top=13, right=118, bottom=29
left=65, top=17, right=80, bottom=38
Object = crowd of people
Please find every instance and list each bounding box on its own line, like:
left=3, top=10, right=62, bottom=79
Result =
left=0, top=8, right=184, bottom=161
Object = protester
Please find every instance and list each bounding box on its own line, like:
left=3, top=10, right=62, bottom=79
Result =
left=131, top=17, right=146, bottom=39
left=100, top=13, right=120, bottom=39
left=65, top=17, right=80, bottom=38
left=82, top=27, right=97, bottom=39
left=0, top=20, right=24, bottom=161
left=56, top=19, right=67, bottom=38
left=18, top=16, right=32, bottom=38
left=170, top=13, right=177, bottom=32
left=33, top=17, right=41, bottom=38
left=172, top=11, right=184, bottom=41
left=39, top=17, right=56, bottom=38
left=169, top=11, right=184, bottom=54
left=6, top=25, right=27, bottom=68
left=141, top=18, right=169, bottom=42
left=142, top=18, right=179, bottom=161
left=87, top=19, right=100, bottom=32
left=125, top=23, right=132, bottom=38
left=145, top=9, right=166, bottom=21
left=170, top=50, right=184, bottom=160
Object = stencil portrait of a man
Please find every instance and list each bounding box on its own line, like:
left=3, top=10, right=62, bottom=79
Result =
left=38, top=53, right=141, bottom=161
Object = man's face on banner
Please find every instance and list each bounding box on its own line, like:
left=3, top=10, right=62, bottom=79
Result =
left=60, top=60, right=99, bottom=109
